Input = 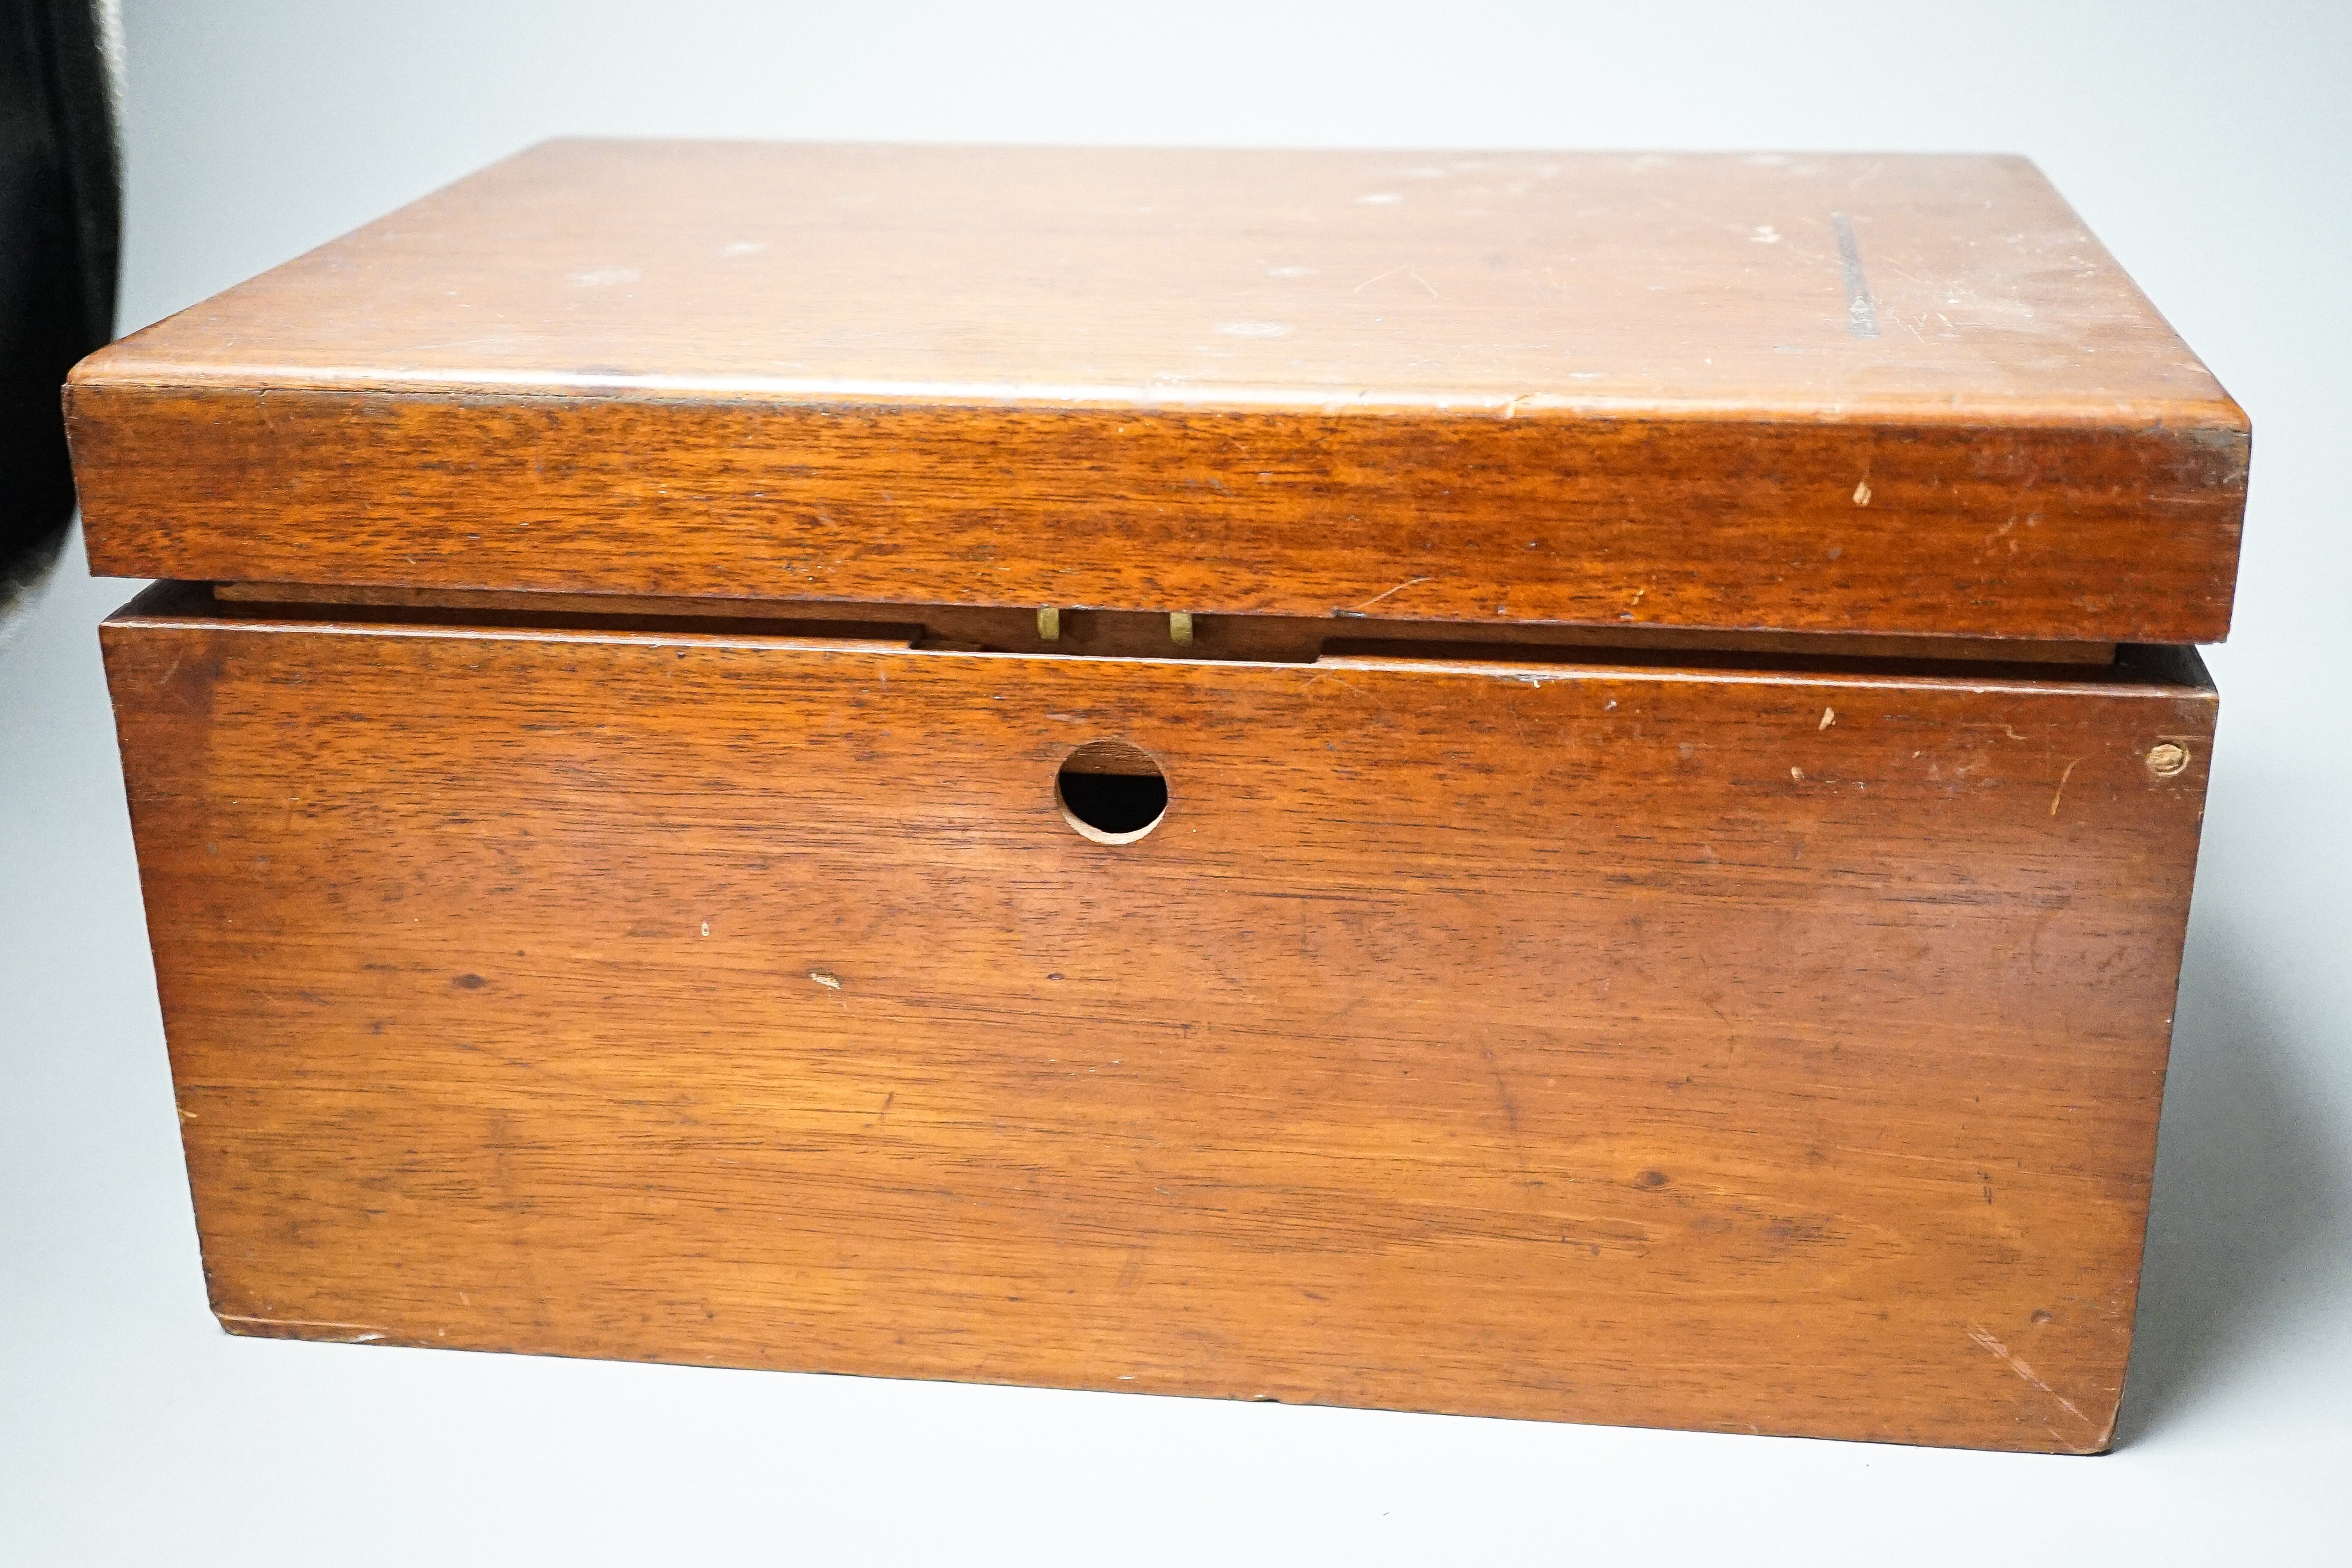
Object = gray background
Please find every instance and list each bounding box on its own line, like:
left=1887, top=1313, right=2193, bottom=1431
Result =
left=4, top=2, right=2347, bottom=1561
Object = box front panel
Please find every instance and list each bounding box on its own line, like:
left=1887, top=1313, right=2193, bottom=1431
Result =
left=102, top=610, right=2214, bottom=1451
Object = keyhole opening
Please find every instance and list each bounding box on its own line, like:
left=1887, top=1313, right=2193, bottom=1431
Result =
left=1056, top=740, right=1168, bottom=844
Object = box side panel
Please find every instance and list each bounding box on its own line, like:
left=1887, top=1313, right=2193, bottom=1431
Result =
left=100, top=615, right=2216, bottom=1450
left=71, top=389, right=2245, bottom=644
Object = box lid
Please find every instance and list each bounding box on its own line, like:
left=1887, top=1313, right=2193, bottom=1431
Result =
left=68, top=140, right=2247, bottom=644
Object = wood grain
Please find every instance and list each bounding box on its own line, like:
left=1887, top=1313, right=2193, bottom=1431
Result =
left=68, top=140, right=2246, bottom=643
left=102, top=588, right=2216, bottom=1450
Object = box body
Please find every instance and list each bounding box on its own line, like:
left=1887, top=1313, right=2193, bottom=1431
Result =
left=102, top=588, right=2213, bottom=1451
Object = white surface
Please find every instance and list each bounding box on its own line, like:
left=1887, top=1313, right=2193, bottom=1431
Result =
left=4, top=3, right=2348, bottom=1561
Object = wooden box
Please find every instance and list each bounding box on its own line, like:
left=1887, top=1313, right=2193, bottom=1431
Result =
left=69, top=142, right=2244, bottom=1452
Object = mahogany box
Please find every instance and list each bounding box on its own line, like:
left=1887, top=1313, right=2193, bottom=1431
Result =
left=68, top=142, right=2244, bottom=1452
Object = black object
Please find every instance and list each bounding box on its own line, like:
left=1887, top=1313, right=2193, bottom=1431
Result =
left=2, top=0, right=117, bottom=615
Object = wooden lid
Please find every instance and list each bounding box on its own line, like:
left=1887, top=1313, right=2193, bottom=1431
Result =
left=69, top=140, right=2246, bottom=643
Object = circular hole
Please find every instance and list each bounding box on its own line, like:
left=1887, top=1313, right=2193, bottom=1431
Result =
left=1056, top=740, right=1168, bottom=844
